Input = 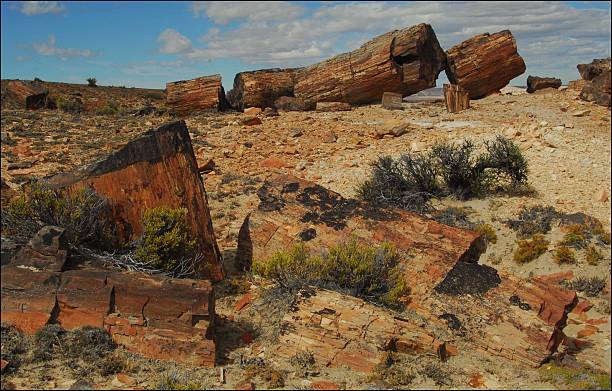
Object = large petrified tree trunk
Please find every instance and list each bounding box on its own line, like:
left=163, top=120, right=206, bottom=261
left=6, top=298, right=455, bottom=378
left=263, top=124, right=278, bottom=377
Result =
left=577, top=58, right=611, bottom=107
left=1, top=264, right=216, bottom=367
left=2, top=80, right=49, bottom=110
left=293, top=23, right=446, bottom=105
left=445, top=30, right=526, bottom=99
left=526, top=76, right=562, bottom=93
left=226, top=68, right=300, bottom=110
left=238, top=175, right=577, bottom=369
left=47, top=120, right=223, bottom=281
left=443, top=84, right=470, bottom=113
left=166, top=75, right=229, bottom=116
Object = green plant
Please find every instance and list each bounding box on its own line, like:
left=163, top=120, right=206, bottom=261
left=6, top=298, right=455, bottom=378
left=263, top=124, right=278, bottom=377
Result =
left=429, top=206, right=475, bottom=229
left=585, top=245, right=603, bottom=265
left=87, top=77, right=97, bottom=87
left=135, top=207, right=197, bottom=272
left=96, top=100, right=120, bottom=115
left=1, top=183, right=111, bottom=248
left=1, top=323, right=29, bottom=371
left=483, top=135, right=529, bottom=185
left=369, top=352, right=415, bottom=386
left=253, top=239, right=408, bottom=309
left=592, top=224, right=611, bottom=245
left=474, top=223, right=497, bottom=244
left=156, top=368, right=201, bottom=390
left=568, top=276, right=607, bottom=297
left=505, top=205, right=559, bottom=237
left=432, top=140, right=490, bottom=199
left=539, top=363, right=610, bottom=390
left=561, top=224, right=590, bottom=249
left=513, top=234, right=549, bottom=264
left=57, top=96, right=84, bottom=113
left=33, top=77, right=43, bottom=83
left=553, top=245, right=576, bottom=264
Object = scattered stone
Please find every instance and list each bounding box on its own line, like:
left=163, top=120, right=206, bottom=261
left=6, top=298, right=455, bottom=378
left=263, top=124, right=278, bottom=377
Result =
left=572, top=110, right=590, bottom=117
left=289, top=128, right=303, bottom=138
left=235, top=292, right=253, bottom=311
left=244, top=107, right=262, bottom=115
left=241, top=116, right=263, bottom=126
left=322, top=131, right=337, bottom=143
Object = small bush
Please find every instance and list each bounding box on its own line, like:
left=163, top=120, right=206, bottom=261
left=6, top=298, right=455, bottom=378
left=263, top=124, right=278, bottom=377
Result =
left=369, top=352, right=415, bottom=386
left=569, top=276, right=607, bottom=297
left=1, top=183, right=111, bottom=248
left=429, top=206, right=475, bottom=230
left=135, top=206, right=197, bottom=272
left=592, top=225, right=611, bottom=245
left=513, top=234, right=549, bottom=264
left=432, top=140, right=489, bottom=199
left=156, top=368, right=201, bottom=390
left=474, top=223, right=497, bottom=244
left=539, top=363, right=611, bottom=390
left=87, top=77, right=97, bottom=87
left=561, top=224, right=591, bottom=249
left=505, top=205, right=559, bottom=237
left=96, top=100, right=120, bottom=115
left=553, top=245, right=576, bottom=264
left=63, top=326, right=116, bottom=362
left=1, top=323, right=29, bottom=371
left=585, top=245, right=603, bottom=265
left=484, top=135, right=529, bottom=185
left=57, top=96, right=84, bottom=113
left=253, top=239, right=408, bottom=309
left=290, top=351, right=315, bottom=375
left=32, top=324, right=66, bottom=361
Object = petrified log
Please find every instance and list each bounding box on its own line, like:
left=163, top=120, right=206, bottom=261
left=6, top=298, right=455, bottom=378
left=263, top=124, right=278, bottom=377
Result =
left=443, top=84, right=470, bottom=113
left=1, top=265, right=216, bottom=367
left=4, top=80, right=49, bottom=110
left=227, top=68, right=300, bottom=110
left=166, top=75, right=229, bottom=116
left=445, top=30, right=526, bottom=99
left=47, top=120, right=223, bottom=280
left=315, top=102, right=352, bottom=112
left=526, top=76, right=562, bottom=93
left=238, top=175, right=577, bottom=368
left=381, top=92, right=403, bottom=110
left=577, top=58, right=611, bottom=107
left=293, top=23, right=446, bottom=105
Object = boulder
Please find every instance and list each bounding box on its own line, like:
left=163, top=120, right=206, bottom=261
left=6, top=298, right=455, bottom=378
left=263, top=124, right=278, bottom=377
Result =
left=445, top=30, right=526, bottom=99
left=227, top=68, right=301, bottom=110
left=577, top=58, right=611, bottom=107
left=46, top=120, right=223, bottom=280
left=526, top=76, right=562, bottom=93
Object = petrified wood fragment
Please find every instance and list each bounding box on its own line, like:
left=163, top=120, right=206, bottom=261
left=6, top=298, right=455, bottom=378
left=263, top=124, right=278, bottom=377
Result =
left=166, top=75, right=229, bottom=116
left=227, top=68, right=300, bottom=110
left=47, top=120, right=223, bottom=280
left=381, top=91, right=404, bottom=110
left=577, top=58, right=611, bottom=107
left=294, top=23, right=446, bottom=105
left=443, top=84, right=470, bottom=113
left=445, top=30, right=526, bottom=99
left=239, top=175, right=577, bottom=369
left=526, top=76, right=562, bottom=93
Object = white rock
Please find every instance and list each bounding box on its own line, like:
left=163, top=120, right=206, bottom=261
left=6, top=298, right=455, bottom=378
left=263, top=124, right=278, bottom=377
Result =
left=595, top=189, right=610, bottom=202
left=572, top=110, right=590, bottom=117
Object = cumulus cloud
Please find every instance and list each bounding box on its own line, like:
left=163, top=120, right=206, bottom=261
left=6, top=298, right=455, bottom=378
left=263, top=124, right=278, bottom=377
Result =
left=158, top=28, right=192, bottom=54
left=20, top=1, right=65, bottom=16
left=172, top=1, right=611, bottom=82
left=32, top=35, right=95, bottom=60
left=191, top=1, right=304, bottom=24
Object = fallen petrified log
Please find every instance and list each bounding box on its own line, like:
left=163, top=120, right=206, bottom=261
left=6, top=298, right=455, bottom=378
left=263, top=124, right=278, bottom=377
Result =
left=227, top=68, right=300, bottom=110
left=2, top=80, right=49, bottom=110
left=443, top=84, right=470, bottom=113
left=445, top=30, right=526, bottom=99
left=1, top=263, right=216, bottom=366
left=526, top=76, right=562, bottom=93
left=47, top=120, right=223, bottom=280
left=293, top=23, right=446, bottom=105
left=237, top=175, right=577, bottom=369
left=166, top=75, right=229, bottom=115
left=577, top=58, right=611, bottom=107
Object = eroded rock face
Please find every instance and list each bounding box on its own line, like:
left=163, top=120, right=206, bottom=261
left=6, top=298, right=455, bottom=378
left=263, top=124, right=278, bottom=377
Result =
left=445, top=30, right=526, bottom=99
left=577, top=58, right=611, bottom=107
left=526, top=76, right=562, bottom=93
left=240, top=176, right=577, bottom=369
left=47, top=120, right=223, bottom=280
left=0, top=265, right=216, bottom=367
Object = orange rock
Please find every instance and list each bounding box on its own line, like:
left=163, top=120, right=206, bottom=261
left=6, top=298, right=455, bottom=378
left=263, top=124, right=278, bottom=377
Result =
left=235, top=381, right=255, bottom=390
left=586, top=318, right=609, bottom=326
left=1, top=359, right=8, bottom=373
left=468, top=373, right=486, bottom=388
left=571, top=300, right=593, bottom=316
left=261, top=158, right=288, bottom=169
left=234, top=293, right=253, bottom=312
left=311, top=380, right=341, bottom=390
left=240, top=332, right=253, bottom=345
left=577, top=325, right=599, bottom=338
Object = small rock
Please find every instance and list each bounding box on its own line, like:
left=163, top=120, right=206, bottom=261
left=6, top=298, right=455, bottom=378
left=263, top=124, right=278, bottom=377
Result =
left=552, top=126, right=565, bottom=132
left=244, top=107, right=262, bottom=115
left=572, top=109, right=590, bottom=117
left=410, top=141, right=425, bottom=152
left=112, top=373, right=135, bottom=387
left=322, top=131, right=337, bottom=143
left=595, top=189, right=609, bottom=202
left=198, top=159, right=215, bottom=174
left=241, top=116, right=262, bottom=126
left=235, top=381, right=255, bottom=390
left=310, top=380, right=341, bottom=390
left=289, top=129, right=302, bottom=138
left=1, top=359, right=8, bottom=373
left=539, top=120, right=548, bottom=127
left=390, top=125, right=409, bottom=137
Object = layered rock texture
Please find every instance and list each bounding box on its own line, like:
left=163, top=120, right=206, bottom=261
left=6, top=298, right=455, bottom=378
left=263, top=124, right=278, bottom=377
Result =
left=445, top=30, right=526, bottom=99
left=227, top=68, right=301, bottom=110
left=577, top=58, right=611, bottom=107
left=238, top=175, right=578, bottom=369
left=293, top=23, right=446, bottom=105
left=47, top=120, right=223, bottom=280
left=166, top=75, right=229, bottom=115
left=1, top=80, right=49, bottom=110
left=527, top=76, right=562, bottom=93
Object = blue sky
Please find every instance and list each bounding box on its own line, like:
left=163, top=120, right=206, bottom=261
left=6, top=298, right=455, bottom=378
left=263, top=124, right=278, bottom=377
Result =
left=1, top=1, right=611, bottom=89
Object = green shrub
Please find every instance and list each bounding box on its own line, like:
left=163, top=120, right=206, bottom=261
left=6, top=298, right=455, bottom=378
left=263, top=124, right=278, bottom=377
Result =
left=358, top=136, right=528, bottom=209
left=474, top=223, right=497, bottom=244
left=505, top=205, right=559, bottom=237
left=539, top=363, right=611, bottom=390
left=135, top=207, right=197, bottom=272
left=585, top=245, right=603, bottom=265
left=156, top=369, right=201, bottom=390
left=96, top=100, right=120, bottom=115
left=568, top=276, right=607, bottom=297
left=1, top=183, right=111, bottom=247
left=561, top=224, right=591, bottom=249
left=253, top=239, right=408, bottom=309
left=553, top=245, right=576, bottom=264
left=513, top=234, right=549, bottom=264
left=429, top=206, right=475, bottom=229
left=57, top=96, right=84, bottom=113
left=87, top=77, right=97, bottom=87
left=1, top=323, right=29, bottom=371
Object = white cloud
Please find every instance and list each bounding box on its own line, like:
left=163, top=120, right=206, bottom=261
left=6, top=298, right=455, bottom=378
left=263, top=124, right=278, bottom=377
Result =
left=158, top=28, right=192, bottom=54
left=20, top=1, right=65, bottom=16
left=32, top=35, right=95, bottom=60
left=191, top=1, right=304, bottom=24
left=174, top=1, right=611, bottom=82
